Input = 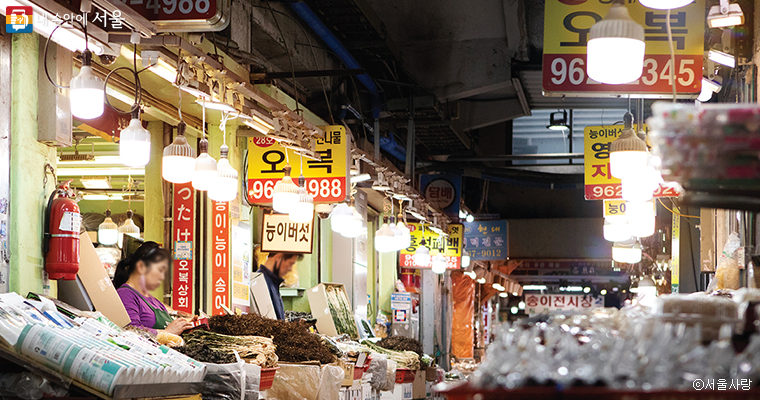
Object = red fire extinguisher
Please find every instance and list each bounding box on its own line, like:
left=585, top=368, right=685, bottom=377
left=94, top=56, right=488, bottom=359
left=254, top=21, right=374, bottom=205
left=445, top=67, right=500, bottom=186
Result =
left=43, top=180, right=81, bottom=280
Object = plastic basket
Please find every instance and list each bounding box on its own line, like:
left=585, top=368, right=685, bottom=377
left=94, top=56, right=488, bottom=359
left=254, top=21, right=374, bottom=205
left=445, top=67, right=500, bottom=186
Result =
left=259, top=367, right=279, bottom=391
left=395, top=369, right=416, bottom=384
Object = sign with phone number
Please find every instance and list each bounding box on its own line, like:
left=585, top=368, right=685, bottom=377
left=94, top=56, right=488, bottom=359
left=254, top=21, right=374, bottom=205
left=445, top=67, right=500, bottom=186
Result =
left=120, top=0, right=216, bottom=21
left=583, top=125, right=681, bottom=200
left=399, top=223, right=463, bottom=270
left=463, top=220, right=508, bottom=261
left=543, top=0, right=705, bottom=97
left=246, top=126, right=348, bottom=205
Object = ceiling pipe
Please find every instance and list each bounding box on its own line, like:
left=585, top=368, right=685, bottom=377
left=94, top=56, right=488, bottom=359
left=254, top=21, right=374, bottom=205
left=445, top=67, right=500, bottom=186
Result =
left=288, top=1, right=381, bottom=118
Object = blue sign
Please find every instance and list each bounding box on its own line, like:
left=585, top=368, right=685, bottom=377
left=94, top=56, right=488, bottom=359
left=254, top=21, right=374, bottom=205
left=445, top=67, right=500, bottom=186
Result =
left=463, top=221, right=507, bottom=261
left=420, top=174, right=461, bottom=219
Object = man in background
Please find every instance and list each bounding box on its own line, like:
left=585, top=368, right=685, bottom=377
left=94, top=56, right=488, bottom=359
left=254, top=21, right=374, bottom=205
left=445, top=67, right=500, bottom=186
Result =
left=257, top=252, right=303, bottom=320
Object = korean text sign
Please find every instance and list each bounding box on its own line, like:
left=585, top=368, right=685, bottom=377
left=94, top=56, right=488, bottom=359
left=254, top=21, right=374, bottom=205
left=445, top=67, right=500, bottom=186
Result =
left=211, top=201, right=230, bottom=316
left=420, top=174, right=461, bottom=219
left=526, top=294, right=604, bottom=315
left=543, top=0, right=705, bottom=96
left=121, top=0, right=217, bottom=22
left=261, top=213, right=313, bottom=254
left=172, top=182, right=194, bottom=314
left=463, top=221, right=507, bottom=261
left=583, top=125, right=681, bottom=200
left=247, top=126, right=348, bottom=205
left=400, top=223, right=463, bottom=269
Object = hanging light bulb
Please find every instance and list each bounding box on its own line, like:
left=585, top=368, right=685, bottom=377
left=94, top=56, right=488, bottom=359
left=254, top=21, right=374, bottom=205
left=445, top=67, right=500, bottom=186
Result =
left=117, top=210, right=141, bottom=248
left=162, top=122, right=196, bottom=183
left=462, top=247, right=471, bottom=268
left=612, top=240, right=642, bottom=264
left=395, top=220, right=411, bottom=251
left=341, top=209, right=364, bottom=238
left=98, top=210, right=118, bottom=246
left=331, top=203, right=353, bottom=233
left=604, top=218, right=632, bottom=242
left=610, top=113, right=648, bottom=179
left=375, top=220, right=396, bottom=253
left=639, top=0, right=693, bottom=9
left=289, top=175, right=314, bottom=223
left=70, top=49, right=105, bottom=119
left=209, top=144, right=239, bottom=202
left=431, top=251, right=447, bottom=274
left=119, top=109, right=151, bottom=168
left=587, top=1, right=645, bottom=85
left=192, top=138, right=218, bottom=191
left=627, top=200, right=655, bottom=238
left=621, top=165, right=660, bottom=202
left=636, top=276, right=658, bottom=307
left=272, top=165, right=299, bottom=214
left=414, top=237, right=431, bottom=267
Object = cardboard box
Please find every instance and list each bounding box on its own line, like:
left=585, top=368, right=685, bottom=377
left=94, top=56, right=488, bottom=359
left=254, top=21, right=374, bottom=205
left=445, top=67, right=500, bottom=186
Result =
left=307, top=283, right=360, bottom=339
left=249, top=273, right=277, bottom=319
left=401, top=383, right=413, bottom=400
left=412, top=370, right=425, bottom=399
left=339, top=359, right=355, bottom=387
left=66, top=233, right=131, bottom=327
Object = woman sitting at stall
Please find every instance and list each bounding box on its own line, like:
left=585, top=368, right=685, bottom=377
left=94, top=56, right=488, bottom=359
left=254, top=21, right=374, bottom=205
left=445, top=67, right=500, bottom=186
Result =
left=114, top=241, right=191, bottom=335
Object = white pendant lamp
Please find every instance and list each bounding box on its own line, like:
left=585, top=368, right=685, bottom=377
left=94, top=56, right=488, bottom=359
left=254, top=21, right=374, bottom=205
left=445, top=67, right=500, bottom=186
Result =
left=462, top=248, right=471, bottom=268
left=627, top=200, right=656, bottom=238
left=208, top=144, right=239, bottom=202
left=192, top=138, right=218, bottom=191
left=331, top=203, right=353, bottom=233
left=639, top=0, right=693, bottom=9
left=289, top=175, right=314, bottom=223
left=375, top=221, right=396, bottom=253
left=587, top=1, right=645, bottom=85
left=341, top=210, right=364, bottom=238
left=98, top=210, right=118, bottom=246
left=395, top=221, right=411, bottom=251
left=119, top=110, right=151, bottom=168
left=431, top=251, right=447, bottom=274
left=162, top=122, right=196, bottom=183
left=612, top=241, right=642, bottom=264
left=610, top=113, right=648, bottom=179
left=117, top=210, right=141, bottom=248
left=272, top=165, right=299, bottom=214
left=70, top=50, right=105, bottom=119
left=414, top=237, right=431, bottom=267
left=604, top=218, right=632, bottom=242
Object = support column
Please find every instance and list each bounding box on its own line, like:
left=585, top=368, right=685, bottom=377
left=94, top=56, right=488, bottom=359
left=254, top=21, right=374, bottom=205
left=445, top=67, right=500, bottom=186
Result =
left=9, top=33, right=56, bottom=295
left=419, top=269, right=436, bottom=355
left=145, top=121, right=166, bottom=302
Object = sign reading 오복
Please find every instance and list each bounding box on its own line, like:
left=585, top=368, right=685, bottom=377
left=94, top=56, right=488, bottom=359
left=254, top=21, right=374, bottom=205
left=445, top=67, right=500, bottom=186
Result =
left=420, top=174, right=461, bottom=219
left=463, top=221, right=507, bottom=261
left=247, top=126, right=349, bottom=205
left=543, top=0, right=705, bottom=97
left=261, top=214, right=313, bottom=254
left=211, top=201, right=230, bottom=316
left=172, top=182, right=194, bottom=314
left=583, top=125, right=681, bottom=200
left=525, top=294, right=604, bottom=315
left=399, top=223, right=463, bottom=269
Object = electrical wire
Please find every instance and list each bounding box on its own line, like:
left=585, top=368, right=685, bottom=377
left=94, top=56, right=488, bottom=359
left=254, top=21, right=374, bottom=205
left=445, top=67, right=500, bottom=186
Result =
left=657, top=198, right=700, bottom=219
left=43, top=19, right=89, bottom=90
left=264, top=1, right=301, bottom=115
left=666, top=9, right=677, bottom=103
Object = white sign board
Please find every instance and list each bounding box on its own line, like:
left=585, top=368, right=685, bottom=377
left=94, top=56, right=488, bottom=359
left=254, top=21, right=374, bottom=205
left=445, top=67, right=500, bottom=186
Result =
left=261, top=214, right=313, bottom=254
left=525, top=294, right=604, bottom=315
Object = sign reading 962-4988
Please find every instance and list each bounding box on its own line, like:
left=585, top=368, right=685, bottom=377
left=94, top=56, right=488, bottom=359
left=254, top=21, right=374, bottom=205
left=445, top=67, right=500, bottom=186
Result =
left=543, top=0, right=704, bottom=97
left=246, top=126, right=349, bottom=205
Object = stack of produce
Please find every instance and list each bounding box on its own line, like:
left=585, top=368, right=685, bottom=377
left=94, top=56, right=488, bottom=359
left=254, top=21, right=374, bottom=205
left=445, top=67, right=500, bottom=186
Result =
left=285, top=310, right=314, bottom=322
left=209, top=314, right=335, bottom=364
left=178, top=330, right=278, bottom=368
left=377, top=336, right=423, bottom=356
left=361, top=339, right=420, bottom=370
left=325, top=284, right=360, bottom=339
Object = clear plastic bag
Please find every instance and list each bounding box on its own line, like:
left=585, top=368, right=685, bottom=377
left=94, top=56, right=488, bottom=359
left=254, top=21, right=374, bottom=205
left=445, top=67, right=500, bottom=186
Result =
left=266, top=363, right=321, bottom=400
left=0, top=372, right=68, bottom=400
left=317, top=364, right=344, bottom=400
left=242, top=363, right=261, bottom=400
left=367, top=354, right=388, bottom=391
left=714, top=233, right=742, bottom=290
left=202, top=360, right=246, bottom=400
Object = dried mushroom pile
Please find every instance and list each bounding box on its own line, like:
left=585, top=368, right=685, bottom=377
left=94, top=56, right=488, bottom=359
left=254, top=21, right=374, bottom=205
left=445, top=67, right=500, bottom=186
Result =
left=209, top=314, right=335, bottom=364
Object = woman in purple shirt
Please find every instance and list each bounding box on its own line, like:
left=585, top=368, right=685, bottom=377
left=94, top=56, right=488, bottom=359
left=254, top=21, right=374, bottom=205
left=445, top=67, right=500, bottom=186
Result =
left=114, top=241, right=191, bottom=335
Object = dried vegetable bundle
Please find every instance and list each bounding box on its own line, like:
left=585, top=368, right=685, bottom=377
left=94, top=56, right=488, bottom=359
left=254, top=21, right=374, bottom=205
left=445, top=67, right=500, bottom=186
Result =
left=181, top=330, right=278, bottom=368
left=325, top=285, right=360, bottom=339
left=361, top=340, right=420, bottom=369
left=376, top=336, right=423, bottom=356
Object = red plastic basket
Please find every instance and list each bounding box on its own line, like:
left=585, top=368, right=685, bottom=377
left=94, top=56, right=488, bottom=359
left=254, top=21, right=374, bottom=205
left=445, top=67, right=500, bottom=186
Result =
left=353, top=366, right=364, bottom=381
left=259, top=367, right=279, bottom=391
left=395, top=368, right=416, bottom=384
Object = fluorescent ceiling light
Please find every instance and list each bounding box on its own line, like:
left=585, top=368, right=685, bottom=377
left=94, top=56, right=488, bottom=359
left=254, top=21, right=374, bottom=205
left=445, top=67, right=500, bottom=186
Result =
left=708, top=50, right=735, bottom=68
left=351, top=173, right=371, bottom=183
left=57, top=168, right=145, bottom=176
left=707, top=2, right=744, bottom=28
left=561, top=286, right=584, bottom=292
left=697, top=85, right=713, bottom=102
left=83, top=194, right=124, bottom=201
left=80, top=177, right=111, bottom=189
left=702, top=77, right=722, bottom=93
left=196, top=97, right=236, bottom=113
left=120, top=47, right=177, bottom=83
left=523, top=285, right=547, bottom=291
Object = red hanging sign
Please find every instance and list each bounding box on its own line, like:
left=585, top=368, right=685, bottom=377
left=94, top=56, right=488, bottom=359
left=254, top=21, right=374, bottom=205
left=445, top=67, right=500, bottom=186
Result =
left=211, top=201, right=230, bottom=316
left=171, top=182, right=195, bottom=314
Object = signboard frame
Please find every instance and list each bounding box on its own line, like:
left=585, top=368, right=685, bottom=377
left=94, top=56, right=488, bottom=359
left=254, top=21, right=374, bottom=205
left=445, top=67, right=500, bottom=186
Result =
left=171, top=182, right=194, bottom=314
left=261, top=213, right=314, bottom=254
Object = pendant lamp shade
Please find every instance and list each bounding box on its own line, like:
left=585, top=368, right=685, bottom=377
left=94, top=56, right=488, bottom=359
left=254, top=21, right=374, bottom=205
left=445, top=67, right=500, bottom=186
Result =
left=208, top=144, right=239, bottom=202
left=162, top=122, right=196, bottom=183
left=192, top=138, right=218, bottom=191
left=462, top=249, right=471, bottom=268
left=395, top=221, right=411, bottom=251
left=272, top=165, right=299, bottom=214
left=117, top=210, right=141, bottom=248
left=431, top=252, right=447, bottom=274
left=587, top=2, right=645, bottom=85
left=610, top=114, right=648, bottom=179
left=98, top=210, right=118, bottom=246
left=70, top=51, right=104, bottom=120
left=639, top=0, right=693, bottom=9
left=375, top=223, right=396, bottom=253
left=289, top=175, right=314, bottom=223
left=414, top=240, right=431, bottom=267
left=120, top=116, right=151, bottom=168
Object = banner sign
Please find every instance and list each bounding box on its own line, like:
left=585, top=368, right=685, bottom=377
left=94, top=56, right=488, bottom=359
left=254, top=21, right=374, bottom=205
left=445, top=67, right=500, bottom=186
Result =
left=261, top=213, right=314, bottom=254
left=525, top=294, right=604, bottom=315
left=463, top=221, right=507, bottom=261
left=420, top=174, right=461, bottom=219
left=400, top=223, right=463, bottom=269
left=211, top=201, right=230, bottom=316
left=172, top=182, right=194, bottom=314
left=543, top=0, right=705, bottom=97
left=247, top=125, right=348, bottom=205
left=603, top=199, right=627, bottom=218
left=231, top=221, right=251, bottom=313
left=583, top=125, right=681, bottom=200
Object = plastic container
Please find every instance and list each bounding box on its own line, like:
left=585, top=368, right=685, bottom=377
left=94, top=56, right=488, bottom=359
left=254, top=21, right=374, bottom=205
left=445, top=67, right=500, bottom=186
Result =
left=259, top=367, right=279, bottom=391
left=395, top=369, right=416, bottom=384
